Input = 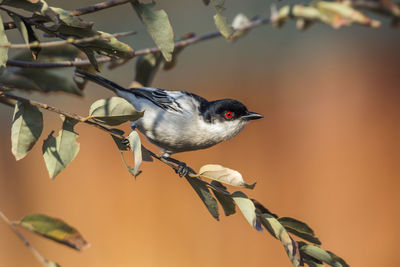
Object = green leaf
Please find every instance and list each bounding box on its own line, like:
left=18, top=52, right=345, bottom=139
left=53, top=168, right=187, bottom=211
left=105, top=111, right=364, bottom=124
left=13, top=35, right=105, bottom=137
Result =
left=278, top=217, right=321, bottom=245
left=0, top=15, right=8, bottom=74
left=13, top=46, right=80, bottom=62
left=232, top=191, right=260, bottom=229
left=42, top=117, right=80, bottom=179
left=89, top=97, right=143, bottom=126
left=198, top=164, right=256, bottom=189
left=11, top=102, right=43, bottom=160
left=55, top=25, right=134, bottom=59
left=260, top=213, right=302, bottom=267
left=299, top=242, right=348, bottom=267
left=210, top=181, right=236, bottom=216
left=130, top=0, right=174, bottom=61
left=134, top=52, right=162, bottom=87
left=50, top=7, right=92, bottom=28
left=9, top=14, right=41, bottom=60
left=128, top=130, right=142, bottom=177
left=185, top=177, right=219, bottom=220
left=18, top=214, right=89, bottom=250
left=0, top=69, right=83, bottom=95
left=110, top=129, right=129, bottom=151
left=1, top=0, right=60, bottom=24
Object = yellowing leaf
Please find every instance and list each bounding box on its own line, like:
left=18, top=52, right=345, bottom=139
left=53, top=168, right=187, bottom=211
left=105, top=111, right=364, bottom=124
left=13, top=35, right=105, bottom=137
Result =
left=89, top=97, right=143, bottom=126
left=131, top=0, right=174, bottom=61
left=128, top=130, right=142, bottom=177
left=214, top=12, right=233, bottom=39
left=42, top=117, right=80, bottom=179
left=232, top=191, right=259, bottom=229
left=260, top=213, right=302, bottom=267
left=11, top=102, right=43, bottom=160
left=197, top=164, right=256, bottom=189
left=231, top=13, right=250, bottom=41
left=18, top=214, right=89, bottom=251
left=298, top=242, right=349, bottom=267
left=0, top=15, right=8, bottom=74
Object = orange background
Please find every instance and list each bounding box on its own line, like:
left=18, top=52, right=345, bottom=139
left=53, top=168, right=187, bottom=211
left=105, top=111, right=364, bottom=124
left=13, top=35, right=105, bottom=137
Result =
left=1, top=1, right=400, bottom=267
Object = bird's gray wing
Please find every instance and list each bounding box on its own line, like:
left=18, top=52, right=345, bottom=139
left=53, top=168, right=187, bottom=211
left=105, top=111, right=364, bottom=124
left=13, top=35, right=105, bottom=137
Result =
left=130, top=87, right=184, bottom=112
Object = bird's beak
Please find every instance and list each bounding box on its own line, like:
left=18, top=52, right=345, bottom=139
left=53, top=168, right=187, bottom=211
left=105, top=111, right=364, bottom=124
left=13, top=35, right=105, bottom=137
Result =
left=242, top=111, right=263, bottom=120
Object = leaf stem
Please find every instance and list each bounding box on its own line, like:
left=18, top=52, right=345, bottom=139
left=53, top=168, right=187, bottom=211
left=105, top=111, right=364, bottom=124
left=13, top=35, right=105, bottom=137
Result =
left=0, top=211, right=49, bottom=267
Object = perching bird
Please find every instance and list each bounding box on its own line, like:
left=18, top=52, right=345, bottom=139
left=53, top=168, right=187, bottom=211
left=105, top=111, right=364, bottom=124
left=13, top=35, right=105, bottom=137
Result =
left=76, top=69, right=262, bottom=174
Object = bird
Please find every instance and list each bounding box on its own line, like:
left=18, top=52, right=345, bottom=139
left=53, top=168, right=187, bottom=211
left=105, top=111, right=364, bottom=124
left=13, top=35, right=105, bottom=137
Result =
left=75, top=69, right=263, bottom=175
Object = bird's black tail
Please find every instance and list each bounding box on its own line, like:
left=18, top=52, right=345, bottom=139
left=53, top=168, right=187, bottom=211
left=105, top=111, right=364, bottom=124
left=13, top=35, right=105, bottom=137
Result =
left=75, top=69, right=127, bottom=93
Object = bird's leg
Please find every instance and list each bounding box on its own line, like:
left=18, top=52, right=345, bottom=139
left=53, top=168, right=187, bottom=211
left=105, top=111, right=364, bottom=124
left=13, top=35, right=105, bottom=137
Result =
left=162, top=155, right=194, bottom=177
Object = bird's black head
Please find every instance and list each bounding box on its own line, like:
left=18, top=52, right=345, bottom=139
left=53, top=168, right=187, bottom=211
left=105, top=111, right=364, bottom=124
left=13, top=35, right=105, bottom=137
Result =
left=200, top=99, right=263, bottom=123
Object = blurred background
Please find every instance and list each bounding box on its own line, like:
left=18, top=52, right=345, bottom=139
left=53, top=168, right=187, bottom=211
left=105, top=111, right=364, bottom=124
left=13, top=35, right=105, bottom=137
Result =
left=1, top=0, right=400, bottom=266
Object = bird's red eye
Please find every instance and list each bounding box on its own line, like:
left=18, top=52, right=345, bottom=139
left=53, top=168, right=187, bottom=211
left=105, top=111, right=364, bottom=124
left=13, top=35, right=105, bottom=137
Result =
left=225, top=111, right=233, bottom=119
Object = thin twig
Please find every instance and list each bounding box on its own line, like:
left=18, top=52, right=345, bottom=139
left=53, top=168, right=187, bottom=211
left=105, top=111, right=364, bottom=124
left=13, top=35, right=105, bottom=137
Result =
left=6, top=16, right=271, bottom=69
left=0, top=31, right=137, bottom=49
left=0, top=211, right=50, bottom=267
left=3, top=0, right=131, bottom=30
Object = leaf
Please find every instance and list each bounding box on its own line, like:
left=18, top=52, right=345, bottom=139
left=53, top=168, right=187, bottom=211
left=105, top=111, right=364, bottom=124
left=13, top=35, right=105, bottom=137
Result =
left=130, top=0, right=174, bottom=61
left=110, top=129, right=129, bottom=151
left=11, top=102, right=43, bottom=160
left=134, top=52, right=162, bottom=87
left=47, top=261, right=61, bottom=267
left=275, top=2, right=381, bottom=29
left=214, top=12, right=233, bottom=39
left=251, top=198, right=279, bottom=218
left=197, top=164, right=256, bottom=189
left=278, top=217, right=321, bottom=245
left=299, top=242, right=348, bottom=267
left=18, top=214, right=89, bottom=250
left=0, top=15, right=8, bottom=74
left=163, top=32, right=195, bottom=71
left=210, top=181, right=236, bottom=216
left=1, top=0, right=60, bottom=24
left=128, top=130, right=142, bottom=177
left=13, top=46, right=81, bottom=62
left=260, top=213, right=302, bottom=267
left=230, top=13, right=250, bottom=41
left=55, top=25, right=133, bottom=59
left=42, top=117, right=80, bottom=179
left=9, top=14, right=41, bottom=60
left=50, top=7, right=92, bottom=28
left=0, top=68, right=83, bottom=95
left=232, top=191, right=261, bottom=230
left=89, top=97, right=143, bottom=126
left=185, top=177, right=219, bottom=220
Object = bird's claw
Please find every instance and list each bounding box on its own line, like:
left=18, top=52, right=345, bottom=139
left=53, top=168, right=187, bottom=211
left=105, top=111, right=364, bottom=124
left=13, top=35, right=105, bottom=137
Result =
left=176, top=162, right=189, bottom=177
left=122, top=138, right=130, bottom=146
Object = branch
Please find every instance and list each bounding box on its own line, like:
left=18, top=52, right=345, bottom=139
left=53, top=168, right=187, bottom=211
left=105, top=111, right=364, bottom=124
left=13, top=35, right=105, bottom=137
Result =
left=3, top=0, right=131, bottom=30
left=6, top=16, right=271, bottom=69
left=0, top=31, right=136, bottom=49
left=0, top=211, right=49, bottom=267
left=0, top=91, right=125, bottom=140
